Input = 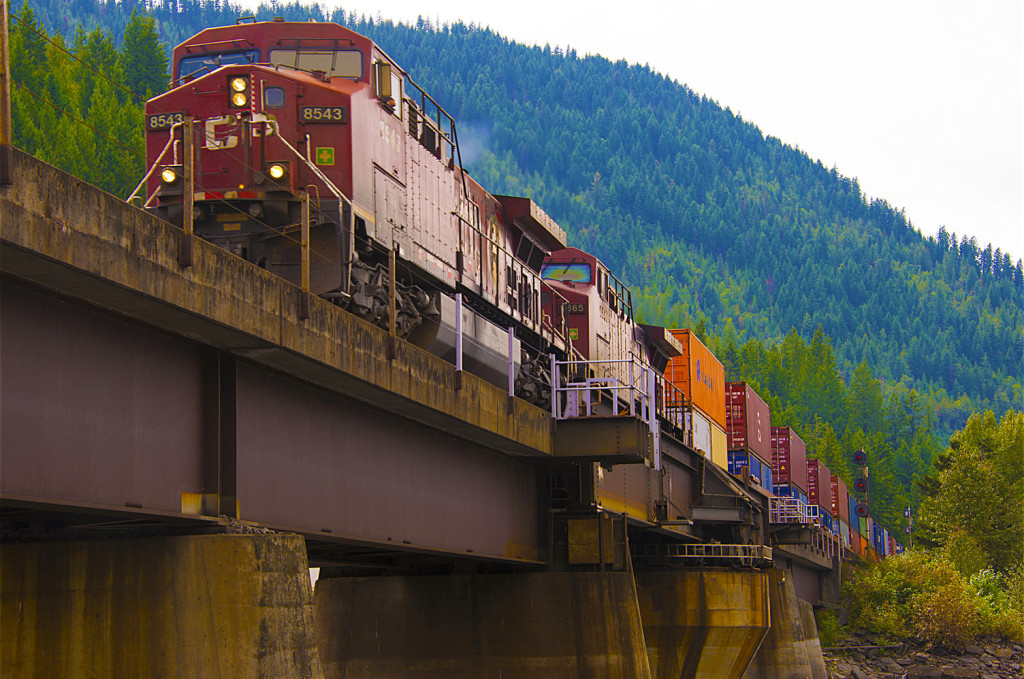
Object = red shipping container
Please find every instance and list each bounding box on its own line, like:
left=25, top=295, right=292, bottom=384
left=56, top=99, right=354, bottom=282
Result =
left=831, top=474, right=849, bottom=522
left=771, top=426, right=808, bottom=492
left=725, top=382, right=772, bottom=461
left=807, top=458, right=833, bottom=512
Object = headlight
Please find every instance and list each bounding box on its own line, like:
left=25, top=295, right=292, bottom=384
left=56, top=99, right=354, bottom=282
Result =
left=228, top=75, right=249, bottom=108
left=267, top=163, right=287, bottom=180
left=160, top=166, right=182, bottom=185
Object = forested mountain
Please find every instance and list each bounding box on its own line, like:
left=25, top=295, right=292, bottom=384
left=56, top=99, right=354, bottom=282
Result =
left=9, top=0, right=1023, bottom=536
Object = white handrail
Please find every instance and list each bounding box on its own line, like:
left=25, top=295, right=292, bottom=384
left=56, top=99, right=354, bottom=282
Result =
left=126, top=121, right=183, bottom=205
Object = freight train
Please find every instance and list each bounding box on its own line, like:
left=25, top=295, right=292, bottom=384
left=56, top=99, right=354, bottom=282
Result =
left=137, top=17, right=678, bottom=404
left=138, top=17, right=899, bottom=560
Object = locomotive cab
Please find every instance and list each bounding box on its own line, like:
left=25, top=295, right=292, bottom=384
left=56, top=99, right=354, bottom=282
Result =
left=143, top=20, right=382, bottom=295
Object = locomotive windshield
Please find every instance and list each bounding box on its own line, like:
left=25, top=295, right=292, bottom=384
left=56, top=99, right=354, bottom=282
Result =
left=269, top=49, right=363, bottom=79
left=541, top=262, right=591, bottom=284
left=178, top=49, right=260, bottom=81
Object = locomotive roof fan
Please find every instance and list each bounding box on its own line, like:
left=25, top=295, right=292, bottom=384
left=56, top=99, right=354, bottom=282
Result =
left=852, top=449, right=867, bottom=466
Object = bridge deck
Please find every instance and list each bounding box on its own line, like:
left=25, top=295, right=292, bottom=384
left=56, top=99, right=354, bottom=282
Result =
left=1, top=150, right=552, bottom=565
left=0, top=150, right=553, bottom=457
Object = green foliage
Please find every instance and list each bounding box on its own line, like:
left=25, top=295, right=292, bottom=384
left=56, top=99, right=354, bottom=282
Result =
left=814, top=607, right=842, bottom=648
left=118, top=9, right=168, bottom=100
left=917, top=410, right=1024, bottom=576
left=715, top=327, right=935, bottom=537
left=9, top=1, right=162, bottom=197
left=843, top=551, right=1023, bottom=649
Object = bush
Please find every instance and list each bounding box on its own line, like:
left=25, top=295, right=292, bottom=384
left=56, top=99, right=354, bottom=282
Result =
left=971, top=569, right=1024, bottom=642
left=815, top=607, right=842, bottom=648
left=944, top=530, right=989, bottom=578
left=911, top=566, right=979, bottom=651
left=842, top=551, right=1024, bottom=649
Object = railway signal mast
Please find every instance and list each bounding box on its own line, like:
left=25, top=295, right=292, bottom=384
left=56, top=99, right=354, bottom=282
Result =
left=904, top=505, right=913, bottom=550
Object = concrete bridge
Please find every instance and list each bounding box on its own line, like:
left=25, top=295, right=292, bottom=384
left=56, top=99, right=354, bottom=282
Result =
left=1, top=150, right=833, bottom=678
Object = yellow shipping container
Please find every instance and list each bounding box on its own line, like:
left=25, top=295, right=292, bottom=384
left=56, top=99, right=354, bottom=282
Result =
left=710, top=421, right=728, bottom=470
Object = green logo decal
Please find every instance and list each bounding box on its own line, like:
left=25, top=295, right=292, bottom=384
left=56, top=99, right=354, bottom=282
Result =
left=316, top=147, right=335, bottom=165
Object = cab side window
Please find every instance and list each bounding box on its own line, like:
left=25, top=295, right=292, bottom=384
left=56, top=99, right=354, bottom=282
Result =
left=264, top=87, right=285, bottom=108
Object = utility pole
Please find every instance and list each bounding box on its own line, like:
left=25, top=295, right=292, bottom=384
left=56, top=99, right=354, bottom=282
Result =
left=1, top=0, right=13, bottom=185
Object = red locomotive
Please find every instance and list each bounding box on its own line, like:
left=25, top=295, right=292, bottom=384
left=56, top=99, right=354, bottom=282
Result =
left=140, top=18, right=674, bottom=400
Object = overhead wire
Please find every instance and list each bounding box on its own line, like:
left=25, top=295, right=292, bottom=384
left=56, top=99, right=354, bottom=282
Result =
left=9, top=79, right=149, bottom=162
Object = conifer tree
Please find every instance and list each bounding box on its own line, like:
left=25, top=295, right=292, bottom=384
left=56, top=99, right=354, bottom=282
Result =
left=119, top=8, right=169, bottom=101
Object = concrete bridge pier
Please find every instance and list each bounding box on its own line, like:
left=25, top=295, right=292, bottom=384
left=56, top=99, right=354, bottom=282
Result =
left=0, top=533, right=323, bottom=678
left=633, top=570, right=771, bottom=679
left=741, top=568, right=827, bottom=679
left=313, top=570, right=652, bottom=678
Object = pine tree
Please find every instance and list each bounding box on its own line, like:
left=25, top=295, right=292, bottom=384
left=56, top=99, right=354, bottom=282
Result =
left=118, top=8, right=169, bottom=101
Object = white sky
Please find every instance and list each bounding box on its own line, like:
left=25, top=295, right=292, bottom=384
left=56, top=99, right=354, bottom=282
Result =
left=241, top=0, right=1022, bottom=259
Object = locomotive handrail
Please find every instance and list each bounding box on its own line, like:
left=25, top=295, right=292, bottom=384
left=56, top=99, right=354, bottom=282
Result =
left=126, top=121, right=184, bottom=207
left=459, top=211, right=573, bottom=350
left=272, top=123, right=340, bottom=200
left=403, top=72, right=469, bottom=201
left=769, top=496, right=818, bottom=525
left=551, top=354, right=662, bottom=468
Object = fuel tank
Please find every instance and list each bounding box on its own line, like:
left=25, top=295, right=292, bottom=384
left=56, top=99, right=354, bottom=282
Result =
left=413, top=292, right=521, bottom=390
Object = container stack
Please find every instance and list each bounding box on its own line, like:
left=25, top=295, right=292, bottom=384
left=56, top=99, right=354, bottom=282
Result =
left=807, top=458, right=834, bottom=530
left=725, top=382, right=773, bottom=490
left=873, top=523, right=887, bottom=556
left=831, top=474, right=851, bottom=549
left=771, top=426, right=808, bottom=503
left=665, top=330, right=727, bottom=469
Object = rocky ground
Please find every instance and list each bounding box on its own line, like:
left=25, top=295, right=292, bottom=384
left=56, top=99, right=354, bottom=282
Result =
left=824, top=638, right=1024, bottom=679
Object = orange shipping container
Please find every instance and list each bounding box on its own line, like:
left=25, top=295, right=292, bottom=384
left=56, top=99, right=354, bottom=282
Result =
left=665, top=330, right=726, bottom=428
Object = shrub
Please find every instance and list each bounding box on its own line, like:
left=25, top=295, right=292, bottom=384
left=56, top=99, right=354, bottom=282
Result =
left=815, top=607, right=842, bottom=648
left=841, top=551, right=1023, bottom=648
left=911, top=564, right=979, bottom=651
left=971, top=569, right=1024, bottom=642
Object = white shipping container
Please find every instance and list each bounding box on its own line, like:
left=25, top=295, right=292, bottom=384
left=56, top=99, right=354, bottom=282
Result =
left=685, top=407, right=713, bottom=457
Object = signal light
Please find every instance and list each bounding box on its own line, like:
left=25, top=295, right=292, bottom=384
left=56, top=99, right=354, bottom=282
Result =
left=853, top=449, right=867, bottom=466
left=854, top=477, right=868, bottom=494
left=855, top=503, right=869, bottom=518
